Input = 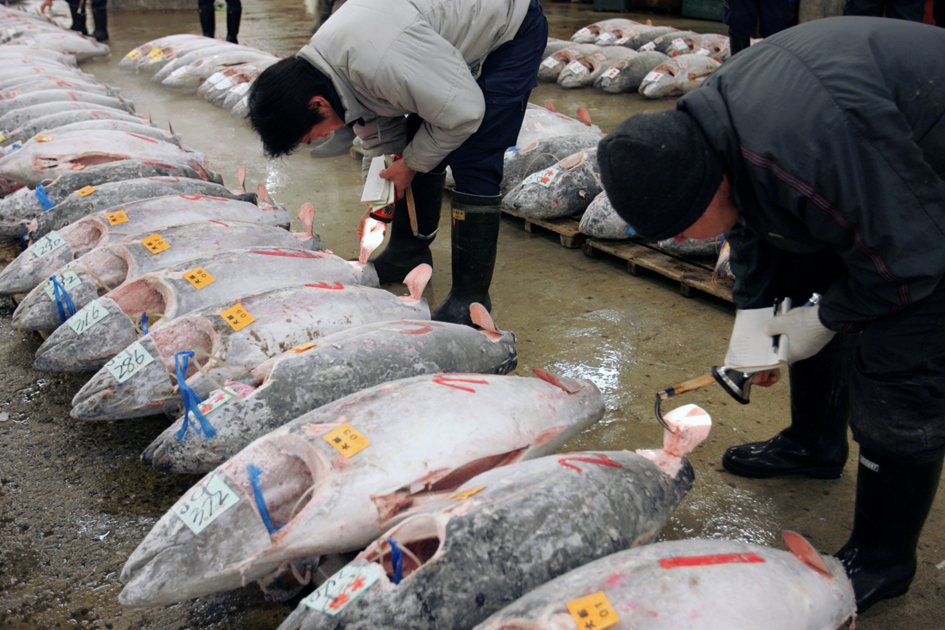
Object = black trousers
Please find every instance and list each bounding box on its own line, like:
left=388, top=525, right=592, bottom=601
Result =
left=723, top=0, right=792, bottom=40
left=842, top=0, right=926, bottom=21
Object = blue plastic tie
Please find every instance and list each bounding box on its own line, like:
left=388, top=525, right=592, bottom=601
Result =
left=387, top=538, right=404, bottom=584
left=8, top=142, right=22, bottom=153
left=140, top=312, right=149, bottom=334
left=17, top=230, right=29, bottom=252
left=51, top=275, right=77, bottom=324
left=624, top=224, right=637, bottom=236
left=248, top=464, right=283, bottom=535
left=34, top=183, right=54, bottom=211
left=173, top=351, right=218, bottom=441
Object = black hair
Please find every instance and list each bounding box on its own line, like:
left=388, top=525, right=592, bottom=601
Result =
left=248, top=57, right=328, bottom=158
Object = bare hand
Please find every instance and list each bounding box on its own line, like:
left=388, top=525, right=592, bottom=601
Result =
left=379, top=160, right=416, bottom=199
left=751, top=368, right=781, bottom=388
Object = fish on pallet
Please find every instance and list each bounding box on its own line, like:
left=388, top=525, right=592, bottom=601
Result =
left=594, top=51, right=669, bottom=94
left=0, top=193, right=287, bottom=293
left=277, top=404, right=710, bottom=630
left=118, top=368, right=605, bottom=607
left=502, top=147, right=601, bottom=220
left=557, top=47, right=638, bottom=89
left=0, top=130, right=208, bottom=191
left=579, top=191, right=633, bottom=239
left=77, top=268, right=433, bottom=424
left=639, top=54, right=722, bottom=99
left=142, top=302, right=519, bottom=474
left=32, top=248, right=379, bottom=371
left=515, top=103, right=600, bottom=147
left=501, top=132, right=602, bottom=196
left=474, top=532, right=856, bottom=630
left=15, top=220, right=317, bottom=334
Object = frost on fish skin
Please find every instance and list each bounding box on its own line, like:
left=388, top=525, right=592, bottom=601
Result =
left=596, top=51, right=669, bottom=94
left=502, top=148, right=601, bottom=220
left=277, top=450, right=695, bottom=630
left=579, top=191, right=633, bottom=240
left=501, top=133, right=602, bottom=196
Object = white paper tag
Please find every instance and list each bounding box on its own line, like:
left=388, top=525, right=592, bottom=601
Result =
left=29, top=231, right=67, bottom=258
left=575, top=28, right=591, bottom=36
left=173, top=474, right=239, bottom=535
left=541, top=57, right=561, bottom=69
left=643, top=71, right=664, bottom=84
left=565, top=60, right=587, bottom=75
left=104, top=342, right=155, bottom=384
left=615, top=37, right=629, bottom=45
left=206, top=72, right=227, bottom=87
left=671, top=38, right=688, bottom=52
left=523, top=166, right=562, bottom=188
left=66, top=299, right=109, bottom=335
left=640, top=42, right=657, bottom=52
left=695, top=47, right=711, bottom=56
left=42, top=271, right=82, bottom=300
left=301, top=565, right=381, bottom=615
left=677, top=60, right=689, bottom=69
left=598, top=32, right=615, bottom=44
left=197, top=389, right=233, bottom=416
left=604, top=67, right=621, bottom=79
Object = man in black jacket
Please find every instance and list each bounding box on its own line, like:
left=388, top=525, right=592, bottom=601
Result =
left=598, top=16, right=945, bottom=612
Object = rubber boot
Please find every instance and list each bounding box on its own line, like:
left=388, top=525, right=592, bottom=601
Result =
left=68, top=3, right=88, bottom=35
left=199, top=6, right=215, bottom=38
left=430, top=191, right=501, bottom=327
left=722, top=336, right=851, bottom=478
left=90, top=7, right=108, bottom=42
left=226, top=7, right=241, bottom=44
left=835, top=448, right=944, bottom=612
left=369, top=172, right=445, bottom=285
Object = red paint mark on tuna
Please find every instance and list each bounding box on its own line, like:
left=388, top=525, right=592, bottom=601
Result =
left=659, top=553, right=765, bottom=569
left=124, top=133, right=159, bottom=144
left=141, top=161, right=176, bottom=169
left=250, top=249, right=323, bottom=259
left=396, top=323, right=433, bottom=335
left=180, top=194, right=229, bottom=201
left=305, top=282, right=344, bottom=290
left=557, top=453, right=624, bottom=472
left=432, top=375, right=488, bottom=393
left=207, top=220, right=229, bottom=227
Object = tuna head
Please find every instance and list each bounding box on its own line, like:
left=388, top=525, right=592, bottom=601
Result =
left=0, top=229, right=80, bottom=295
left=32, top=297, right=140, bottom=372
left=12, top=271, right=102, bottom=333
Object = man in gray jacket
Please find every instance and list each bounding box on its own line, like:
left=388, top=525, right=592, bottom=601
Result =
left=248, top=0, right=547, bottom=326
left=597, top=17, right=945, bottom=613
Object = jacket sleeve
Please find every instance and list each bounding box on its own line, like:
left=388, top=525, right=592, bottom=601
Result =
left=370, top=22, right=486, bottom=173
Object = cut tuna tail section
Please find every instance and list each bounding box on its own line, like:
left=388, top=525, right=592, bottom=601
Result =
left=360, top=514, right=445, bottom=582
left=637, top=403, right=711, bottom=477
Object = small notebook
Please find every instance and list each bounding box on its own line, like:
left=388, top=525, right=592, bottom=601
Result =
left=360, top=155, right=395, bottom=208
left=723, top=299, right=793, bottom=372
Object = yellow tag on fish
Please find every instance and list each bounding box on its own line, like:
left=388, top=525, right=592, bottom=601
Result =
left=105, top=209, right=129, bottom=225
left=184, top=267, right=215, bottom=289
left=323, top=423, right=370, bottom=458
left=76, top=185, right=96, bottom=197
left=141, top=233, right=170, bottom=254
left=36, top=135, right=53, bottom=142
left=452, top=209, right=465, bottom=221
left=0, top=133, right=5, bottom=144
left=446, top=486, right=486, bottom=502
left=567, top=592, right=619, bottom=630
left=126, top=49, right=142, bottom=60
left=289, top=341, right=317, bottom=354
left=147, top=48, right=164, bottom=61
left=219, top=303, right=254, bottom=331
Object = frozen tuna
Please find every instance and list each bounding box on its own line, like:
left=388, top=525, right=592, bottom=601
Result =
left=32, top=248, right=378, bottom=371
left=0, top=194, right=289, bottom=295
left=73, top=266, right=434, bottom=421
left=579, top=191, right=634, bottom=239
left=502, top=148, right=601, bottom=220
left=3, top=108, right=149, bottom=145
left=119, top=34, right=208, bottom=72
left=277, top=405, right=710, bottom=630
left=595, top=51, right=670, bottom=93
left=570, top=19, right=640, bottom=44
left=15, top=220, right=314, bottom=334
left=162, top=50, right=278, bottom=92
left=0, top=100, right=136, bottom=135
left=537, top=44, right=602, bottom=82
left=118, top=369, right=605, bottom=607
left=142, top=303, right=520, bottom=474
left=474, top=532, right=856, bottom=630
left=557, top=48, right=637, bottom=89
left=515, top=104, right=601, bottom=150
left=0, top=89, right=134, bottom=119
left=639, top=54, right=721, bottom=99
left=501, top=132, right=602, bottom=195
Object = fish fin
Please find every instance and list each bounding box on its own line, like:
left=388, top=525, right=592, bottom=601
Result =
left=577, top=108, right=593, bottom=126
left=783, top=531, right=836, bottom=580
left=403, top=264, right=431, bottom=300
left=297, top=203, right=315, bottom=236
left=190, top=158, right=211, bottom=181
left=470, top=303, right=505, bottom=341
left=544, top=101, right=556, bottom=112
left=257, top=183, right=274, bottom=206
left=532, top=368, right=581, bottom=394
left=237, top=166, right=246, bottom=193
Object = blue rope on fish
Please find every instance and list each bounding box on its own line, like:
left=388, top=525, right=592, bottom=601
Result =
left=387, top=538, right=404, bottom=584
left=140, top=312, right=149, bottom=334
left=17, top=230, right=29, bottom=252
left=51, top=275, right=77, bottom=324
left=34, top=183, right=54, bottom=211
left=248, top=463, right=283, bottom=536
left=174, top=351, right=217, bottom=441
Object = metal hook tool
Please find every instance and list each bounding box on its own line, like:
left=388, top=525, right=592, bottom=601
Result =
left=654, top=367, right=760, bottom=432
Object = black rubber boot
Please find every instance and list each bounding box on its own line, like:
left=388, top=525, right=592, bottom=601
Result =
left=199, top=6, right=215, bottom=38
left=226, top=7, right=241, bottom=44
left=722, top=336, right=851, bottom=479
left=369, top=172, right=445, bottom=285
left=90, top=7, right=108, bottom=42
left=430, top=191, right=501, bottom=327
left=68, top=3, right=88, bottom=35
left=835, top=448, right=944, bottom=612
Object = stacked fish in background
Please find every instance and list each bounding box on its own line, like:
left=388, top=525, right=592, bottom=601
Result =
left=0, top=6, right=850, bottom=628
left=119, top=33, right=280, bottom=117
left=540, top=18, right=728, bottom=98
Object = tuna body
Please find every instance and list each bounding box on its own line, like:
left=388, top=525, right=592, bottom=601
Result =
left=579, top=191, right=633, bottom=239
left=502, top=148, right=601, bottom=220
left=501, top=132, right=602, bottom=196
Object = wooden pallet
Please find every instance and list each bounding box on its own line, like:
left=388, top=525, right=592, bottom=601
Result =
left=583, top=237, right=734, bottom=302
left=501, top=208, right=587, bottom=249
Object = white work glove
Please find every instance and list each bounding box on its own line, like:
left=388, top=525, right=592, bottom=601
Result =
left=763, top=303, right=836, bottom=364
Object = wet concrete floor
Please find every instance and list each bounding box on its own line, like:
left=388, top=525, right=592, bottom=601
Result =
left=0, top=1, right=942, bottom=628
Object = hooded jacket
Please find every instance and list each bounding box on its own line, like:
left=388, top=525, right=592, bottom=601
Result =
left=678, top=16, right=945, bottom=331
left=298, top=0, right=531, bottom=172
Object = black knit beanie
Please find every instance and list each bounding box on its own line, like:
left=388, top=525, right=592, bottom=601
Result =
left=598, top=110, right=724, bottom=241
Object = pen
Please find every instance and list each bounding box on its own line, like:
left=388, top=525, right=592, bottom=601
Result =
left=771, top=298, right=782, bottom=354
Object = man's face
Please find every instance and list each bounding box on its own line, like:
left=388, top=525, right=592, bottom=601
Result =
left=672, top=175, right=739, bottom=243
left=300, top=96, right=346, bottom=144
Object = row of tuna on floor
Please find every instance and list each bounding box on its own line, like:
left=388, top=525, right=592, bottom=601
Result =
left=0, top=6, right=856, bottom=629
